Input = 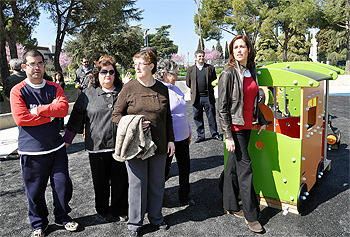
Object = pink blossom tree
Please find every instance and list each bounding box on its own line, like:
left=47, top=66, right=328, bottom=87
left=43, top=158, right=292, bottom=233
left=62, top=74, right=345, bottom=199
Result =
left=171, top=53, right=185, bottom=64
left=6, top=43, right=26, bottom=63
left=59, top=51, right=72, bottom=73
left=204, top=48, right=221, bottom=61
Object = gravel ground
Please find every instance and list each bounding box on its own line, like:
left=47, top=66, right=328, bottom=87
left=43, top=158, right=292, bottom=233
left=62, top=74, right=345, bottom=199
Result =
left=0, top=97, right=349, bottom=236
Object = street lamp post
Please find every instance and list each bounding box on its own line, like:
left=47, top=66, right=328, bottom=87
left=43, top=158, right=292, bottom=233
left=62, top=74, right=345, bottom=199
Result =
left=144, top=29, right=149, bottom=47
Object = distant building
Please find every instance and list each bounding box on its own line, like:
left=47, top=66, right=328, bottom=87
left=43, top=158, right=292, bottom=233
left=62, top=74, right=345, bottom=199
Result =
left=37, top=45, right=56, bottom=61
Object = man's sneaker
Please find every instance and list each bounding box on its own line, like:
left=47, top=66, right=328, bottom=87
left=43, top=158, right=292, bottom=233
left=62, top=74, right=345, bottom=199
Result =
left=31, top=226, right=48, bottom=237
left=118, top=215, right=128, bottom=222
left=56, top=221, right=79, bottom=231
left=245, top=219, right=263, bottom=233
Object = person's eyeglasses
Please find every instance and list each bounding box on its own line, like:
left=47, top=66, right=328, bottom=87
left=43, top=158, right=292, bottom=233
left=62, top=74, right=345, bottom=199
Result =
left=100, top=69, right=115, bottom=75
left=82, top=61, right=89, bottom=64
left=26, top=62, right=45, bottom=68
left=168, top=71, right=178, bottom=76
left=133, top=62, right=150, bottom=68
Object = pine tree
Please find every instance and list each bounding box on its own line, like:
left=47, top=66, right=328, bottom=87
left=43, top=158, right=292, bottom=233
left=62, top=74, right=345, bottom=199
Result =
left=197, top=37, right=205, bottom=50
left=216, top=40, right=223, bottom=59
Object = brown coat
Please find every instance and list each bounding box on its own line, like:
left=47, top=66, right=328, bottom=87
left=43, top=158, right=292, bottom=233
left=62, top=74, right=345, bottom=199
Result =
left=112, top=79, right=174, bottom=155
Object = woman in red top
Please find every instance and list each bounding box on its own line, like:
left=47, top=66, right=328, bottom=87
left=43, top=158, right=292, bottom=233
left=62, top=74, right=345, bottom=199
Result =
left=218, top=35, right=267, bottom=233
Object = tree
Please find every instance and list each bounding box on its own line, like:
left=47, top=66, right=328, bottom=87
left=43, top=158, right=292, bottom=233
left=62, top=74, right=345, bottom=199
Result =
left=194, top=0, right=204, bottom=50
left=197, top=37, right=205, bottom=50
left=59, top=51, right=71, bottom=73
left=148, top=25, right=178, bottom=58
left=0, top=1, right=39, bottom=59
left=65, top=25, right=144, bottom=69
left=316, top=28, right=347, bottom=64
left=255, top=36, right=278, bottom=63
left=316, top=0, right=350, bottom=72
left=171, top=53, right=185, bottom=64
left=224, top=41, right=229, bottom=60
left=6, top=43, right=26, bottom=63
left=204, top=48, right=221, bottom=64
left=276, top=31, right=312, bottom=61
left=196, top=0, right=269, bottom=45
left=0, top=1, right=39, bottom=83
left=261, top=0, right=317, bottom=61
left=41, top=0, right=142, bottom=72
left=216, top=40, right=223, bottom=59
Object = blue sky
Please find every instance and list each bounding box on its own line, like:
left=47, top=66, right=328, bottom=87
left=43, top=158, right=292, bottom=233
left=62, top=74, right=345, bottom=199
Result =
left=32, top=0, right=234, bottom=63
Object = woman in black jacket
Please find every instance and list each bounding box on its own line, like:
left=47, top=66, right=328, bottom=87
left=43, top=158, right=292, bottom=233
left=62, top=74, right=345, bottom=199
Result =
left=64, top=56, right=128, bottom=222
left=218, top=35, right=267, bottom=233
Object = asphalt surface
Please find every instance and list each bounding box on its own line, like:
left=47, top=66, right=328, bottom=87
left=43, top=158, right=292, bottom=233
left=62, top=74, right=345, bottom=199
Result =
left=0, top=96, right=349, bottom=236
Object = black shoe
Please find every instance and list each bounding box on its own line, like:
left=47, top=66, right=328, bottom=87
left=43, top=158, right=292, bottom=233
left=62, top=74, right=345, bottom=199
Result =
left=156, top=221, right=168, bottom=230
left=180, top=198, right=196, bottom=206
left=213, top=134, right=223, bottom=141
left=195, top=137, right=205, bottom=143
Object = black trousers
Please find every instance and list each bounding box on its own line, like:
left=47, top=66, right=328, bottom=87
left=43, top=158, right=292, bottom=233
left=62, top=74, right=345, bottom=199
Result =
left=192, top=96, right=218, bottom=139
left=222, top=129, right=260, bottom=222
left=165, top=137, right=191, bottom=200
left=89, top=152, right=128, bottom=217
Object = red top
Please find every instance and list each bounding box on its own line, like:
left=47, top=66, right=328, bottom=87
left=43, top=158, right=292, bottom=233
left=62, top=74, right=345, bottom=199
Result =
left=231, top=75, right=258, bottom=131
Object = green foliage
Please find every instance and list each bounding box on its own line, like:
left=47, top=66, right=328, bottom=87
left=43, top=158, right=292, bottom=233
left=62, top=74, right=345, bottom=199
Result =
left=42, top=0, right=143, bottom=72
left=65, top=25, right=143, bottom=70
left=255, top=36, right=278, bottom=63
left=215, top=68, right=223, bottom=74
left=197, top=37, right=205, bottom=50
left=224, top=41, right=229, bottom=59
left=276, top=31, right=312, bottom=61
left=261, top=0, right=318, bottom=61
left=148, top=25, right=178, bottom=59
left=316, top=28, right=347, bottom=64
left=1, top=1, right=40, bottom=55
left=216, top=40, right=223, bottom=59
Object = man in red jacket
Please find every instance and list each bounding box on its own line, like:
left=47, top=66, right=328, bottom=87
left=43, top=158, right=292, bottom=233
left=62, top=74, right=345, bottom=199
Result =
left=10, top=50, right=79, bottom=237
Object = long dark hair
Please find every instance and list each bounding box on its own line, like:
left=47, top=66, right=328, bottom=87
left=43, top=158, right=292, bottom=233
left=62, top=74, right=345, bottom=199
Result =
left=54, top=71, right=64, bottom=82
left=228, top=35, right=255, bottom=67
left=91, top=56, right=121, bottom=89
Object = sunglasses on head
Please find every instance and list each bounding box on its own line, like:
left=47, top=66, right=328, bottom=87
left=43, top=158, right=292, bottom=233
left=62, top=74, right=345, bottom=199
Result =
left=99, top=69, right=115, bottom=75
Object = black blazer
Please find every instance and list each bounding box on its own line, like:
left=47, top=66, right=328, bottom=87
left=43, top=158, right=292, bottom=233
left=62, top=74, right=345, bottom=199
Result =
left=185, top=63, right=217, bottom=105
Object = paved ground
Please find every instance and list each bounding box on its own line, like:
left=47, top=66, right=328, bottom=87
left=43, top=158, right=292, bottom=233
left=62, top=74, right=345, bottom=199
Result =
left=0, top=95, right=349, bottom=236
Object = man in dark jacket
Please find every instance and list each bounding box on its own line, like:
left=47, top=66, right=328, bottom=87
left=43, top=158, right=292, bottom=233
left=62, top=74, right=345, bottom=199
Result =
left=74, top=56, right=93, bottom=90
left=3, top=58, right=26, bottom=100
left=186, top=49, right=222, bottom=143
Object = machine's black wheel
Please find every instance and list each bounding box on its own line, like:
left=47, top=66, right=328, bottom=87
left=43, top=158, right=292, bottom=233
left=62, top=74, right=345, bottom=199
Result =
left=297, top=182, right=308, bottom=214
left=218, top=170, right=224, bottom=193
left=315, top=161, right=324, bottom=187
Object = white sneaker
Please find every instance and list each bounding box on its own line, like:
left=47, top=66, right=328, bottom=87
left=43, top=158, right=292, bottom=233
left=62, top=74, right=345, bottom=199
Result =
left=56, top=221, right=79, bottom=231
left=31, top=226, right=48, bottom=237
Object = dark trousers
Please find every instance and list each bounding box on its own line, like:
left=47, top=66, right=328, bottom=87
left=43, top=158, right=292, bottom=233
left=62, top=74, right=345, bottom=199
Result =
left=165, top=137, right=191, bottom=200
left=89, top=152, right=128, bottom=217
left=222, top=129, right=260, bottom=222
left=20, top=146, right=73, bottom=230
left=192, top=96, right=218, bottom=139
